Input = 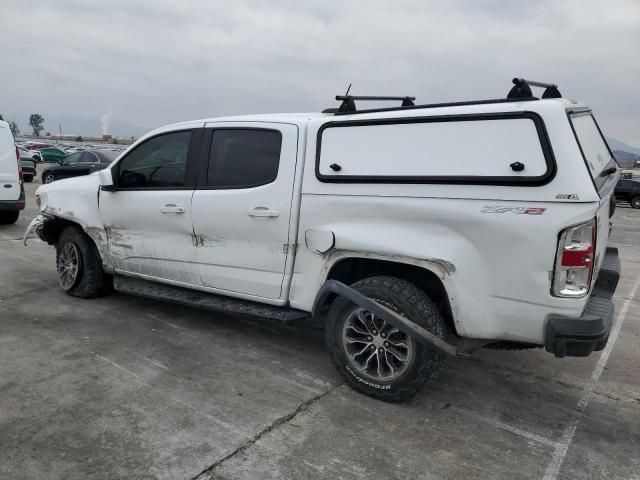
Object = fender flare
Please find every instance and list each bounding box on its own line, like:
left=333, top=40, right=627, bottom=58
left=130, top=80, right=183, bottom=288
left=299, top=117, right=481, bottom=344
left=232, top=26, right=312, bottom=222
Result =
left=312, top=280, right=468, bottom=356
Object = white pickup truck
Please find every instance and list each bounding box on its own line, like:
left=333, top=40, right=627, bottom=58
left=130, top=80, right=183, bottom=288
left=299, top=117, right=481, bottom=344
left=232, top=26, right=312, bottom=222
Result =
left=25, top=79, right=621, bottom=401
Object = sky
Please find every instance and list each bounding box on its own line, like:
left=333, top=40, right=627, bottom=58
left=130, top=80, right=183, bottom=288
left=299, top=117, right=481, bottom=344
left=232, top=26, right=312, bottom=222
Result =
left=1, top=0, right=639, bottom=145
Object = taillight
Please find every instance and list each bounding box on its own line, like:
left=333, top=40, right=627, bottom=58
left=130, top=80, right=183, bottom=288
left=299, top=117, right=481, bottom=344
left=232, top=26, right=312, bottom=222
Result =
left=552, top=219, right=596, bottom=297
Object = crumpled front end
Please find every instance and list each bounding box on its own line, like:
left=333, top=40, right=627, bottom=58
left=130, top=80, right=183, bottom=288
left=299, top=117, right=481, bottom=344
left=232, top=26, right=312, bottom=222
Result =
left=23, top=214, right=50, bottom=245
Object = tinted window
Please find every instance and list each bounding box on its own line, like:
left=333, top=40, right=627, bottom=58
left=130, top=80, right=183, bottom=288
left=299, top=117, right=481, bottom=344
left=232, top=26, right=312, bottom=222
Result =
left=207, top=129, right=281, bottom=188
left=97, top=151, right=119, bottom=163
left=83, top=152, right=101, bottom=163
left=64, top=152, right=84, bottom=164
left=117, top=131, right=191, bottom=188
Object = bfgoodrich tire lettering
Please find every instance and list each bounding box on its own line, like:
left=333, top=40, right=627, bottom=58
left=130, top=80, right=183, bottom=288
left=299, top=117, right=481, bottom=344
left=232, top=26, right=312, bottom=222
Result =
left=325, top=276, right=446, bottom=402
left=56, top=226, right=112, bottom=298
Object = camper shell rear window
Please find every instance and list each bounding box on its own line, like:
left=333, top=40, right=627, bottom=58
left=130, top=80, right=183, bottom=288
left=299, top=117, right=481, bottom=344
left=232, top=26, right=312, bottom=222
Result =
left=315, top=112, right=556, bottom=186
left=569, top=112, right=617, bottom=192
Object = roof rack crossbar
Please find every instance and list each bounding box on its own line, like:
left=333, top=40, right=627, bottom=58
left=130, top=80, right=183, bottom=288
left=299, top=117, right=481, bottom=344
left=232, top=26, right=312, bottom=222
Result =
left=508, top=77, right=562, bottom=99
left=330, top=96, right=537, bottom=116
left=335, top=95, right=416, bottom=113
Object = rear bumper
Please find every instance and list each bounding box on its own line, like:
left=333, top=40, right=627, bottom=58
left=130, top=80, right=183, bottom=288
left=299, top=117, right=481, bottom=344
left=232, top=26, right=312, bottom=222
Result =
left=0, top=188, right=26, bottom=212
left=545, top=247, right=620, bottom=358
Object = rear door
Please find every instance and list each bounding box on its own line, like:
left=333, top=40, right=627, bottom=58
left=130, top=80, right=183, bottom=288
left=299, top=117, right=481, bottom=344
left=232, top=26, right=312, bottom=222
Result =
left=191, top=123, right=298, bottom=300
left=99, top=126, right=203, bottom=284
left=67, top=152, right=102, bottom=178
left=55, top=152, right=85, bottom=179
left=0, top=122, right=20, bottom=202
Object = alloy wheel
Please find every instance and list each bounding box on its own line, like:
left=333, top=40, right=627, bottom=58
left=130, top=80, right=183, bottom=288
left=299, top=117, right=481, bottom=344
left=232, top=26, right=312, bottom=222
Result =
left=57, top=243, right=81, bottom=291
left=342, top=306, right=414, bottom=381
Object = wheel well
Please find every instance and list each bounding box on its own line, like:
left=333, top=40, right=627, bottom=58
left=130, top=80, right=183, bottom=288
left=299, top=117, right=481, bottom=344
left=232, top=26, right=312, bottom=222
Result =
left=325, top=257, right=458, bottom=338
left=40, top=217, right=82, bottom=246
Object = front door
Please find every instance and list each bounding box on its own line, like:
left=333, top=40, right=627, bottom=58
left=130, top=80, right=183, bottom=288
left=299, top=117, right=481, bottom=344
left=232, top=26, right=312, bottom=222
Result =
left=191, top=123, right=299, bottom=300
left=99, top=126, right=203, bottom=285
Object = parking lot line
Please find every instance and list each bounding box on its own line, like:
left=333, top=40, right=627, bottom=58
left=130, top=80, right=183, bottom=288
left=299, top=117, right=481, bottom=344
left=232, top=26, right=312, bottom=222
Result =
left=452, top=406, right=560, bottom=449
left=542, top=272, right=640, bottom=480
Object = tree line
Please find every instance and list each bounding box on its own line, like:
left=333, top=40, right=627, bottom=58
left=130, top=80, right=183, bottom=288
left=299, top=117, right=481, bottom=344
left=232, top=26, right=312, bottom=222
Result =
left=0, top=113, right=45, bottom=137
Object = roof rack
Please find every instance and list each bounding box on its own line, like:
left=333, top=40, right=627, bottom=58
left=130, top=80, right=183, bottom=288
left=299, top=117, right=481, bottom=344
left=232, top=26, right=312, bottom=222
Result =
left=508, top=78, right=562, bottom=99
left=322, top=76, right=562, bottom=116
left=323, top=95, right=416, bottom=114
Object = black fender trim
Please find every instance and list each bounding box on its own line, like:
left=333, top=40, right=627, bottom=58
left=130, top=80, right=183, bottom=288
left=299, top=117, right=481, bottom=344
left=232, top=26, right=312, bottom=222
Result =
left=313, top=279, right=460, bottom=356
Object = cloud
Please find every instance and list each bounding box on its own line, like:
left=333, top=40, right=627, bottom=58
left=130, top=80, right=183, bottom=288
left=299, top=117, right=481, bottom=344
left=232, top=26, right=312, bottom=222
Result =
left=0, top=0, right=638, bottom=144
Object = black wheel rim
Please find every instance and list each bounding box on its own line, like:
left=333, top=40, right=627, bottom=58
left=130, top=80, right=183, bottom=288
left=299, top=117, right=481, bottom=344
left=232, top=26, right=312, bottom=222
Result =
left=341, top=306, right=414, bottom=382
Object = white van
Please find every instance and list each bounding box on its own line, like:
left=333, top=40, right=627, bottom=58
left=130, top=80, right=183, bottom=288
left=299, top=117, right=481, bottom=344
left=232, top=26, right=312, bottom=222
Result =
left=0, top=120, right=24, bottom=224
left=24, top=78, right=621, bottom=401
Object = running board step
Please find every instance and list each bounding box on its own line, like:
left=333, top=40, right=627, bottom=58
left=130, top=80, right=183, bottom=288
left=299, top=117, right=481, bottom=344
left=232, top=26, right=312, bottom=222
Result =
left=113, top=275, right=309, bottom=323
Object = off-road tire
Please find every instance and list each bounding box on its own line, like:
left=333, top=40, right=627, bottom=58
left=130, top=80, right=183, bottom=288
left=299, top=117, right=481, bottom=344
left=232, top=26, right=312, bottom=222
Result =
left=56, top=226, right=111, bottom=298
left=325, top=276, right=446, bottom=402
left=0, top=211, right=19, bottom=224
left=631, top=196, right=640, bottom=209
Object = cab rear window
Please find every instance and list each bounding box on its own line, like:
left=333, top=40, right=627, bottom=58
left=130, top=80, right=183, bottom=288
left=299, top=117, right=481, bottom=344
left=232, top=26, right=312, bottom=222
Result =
left=570, top=113, right=615, bottom=183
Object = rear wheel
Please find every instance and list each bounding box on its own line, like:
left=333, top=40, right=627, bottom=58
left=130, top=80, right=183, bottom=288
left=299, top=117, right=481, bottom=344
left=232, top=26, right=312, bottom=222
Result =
left=0, top=211, right=19, bottom=224
left=631, top=196, right=640, bottom=209
left=325, top=276, right=446, bottom=402
left=43, top=173, right=56, bottom=184
left=56, top=227, right=111, bottom=298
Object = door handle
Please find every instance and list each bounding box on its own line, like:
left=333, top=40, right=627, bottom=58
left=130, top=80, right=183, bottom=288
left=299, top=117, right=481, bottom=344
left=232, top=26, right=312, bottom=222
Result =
left=160, top=204, right=185, bottom=214
left=247, top=207, right=279, bottom=218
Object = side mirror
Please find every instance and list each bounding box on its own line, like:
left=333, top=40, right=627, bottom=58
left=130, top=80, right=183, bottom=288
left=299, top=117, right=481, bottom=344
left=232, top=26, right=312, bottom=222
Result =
left=99, top=168, right=116, bottom=192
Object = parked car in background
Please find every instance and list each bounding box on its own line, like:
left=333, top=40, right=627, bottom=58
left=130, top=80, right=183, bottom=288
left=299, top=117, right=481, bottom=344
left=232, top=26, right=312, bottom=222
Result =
left=40, top=146, right=67, bottom=163
left=20, top=156, right=36, bottom=182
left=0, top=120, right=24, bottom=224
left=614, top=177, right=640, bottom=208
left=17, top=145, right=43, bottom=162
left=41, top=150, right=118, bottom=184
left=24, top=142, right=53, bottom=150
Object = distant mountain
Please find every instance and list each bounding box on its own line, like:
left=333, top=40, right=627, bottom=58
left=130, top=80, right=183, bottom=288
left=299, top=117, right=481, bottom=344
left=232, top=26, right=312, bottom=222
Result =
left=613, top=150, right=640, bottom=168
left=606, top=137, right=640, bottom=157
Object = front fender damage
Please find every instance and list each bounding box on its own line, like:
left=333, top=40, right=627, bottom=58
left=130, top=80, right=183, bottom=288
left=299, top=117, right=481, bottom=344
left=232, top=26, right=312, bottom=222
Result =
left=23, top=214, right=50, bottom=246
left=23, top=213, right=112, bottom=273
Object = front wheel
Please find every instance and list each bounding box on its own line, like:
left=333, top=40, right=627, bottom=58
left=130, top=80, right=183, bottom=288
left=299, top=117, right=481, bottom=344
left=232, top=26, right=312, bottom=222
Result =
left=43, top=173, right=56, bottom=184
left=56, top=227, right=111, bottom=298
left=631, top=196, right=640, bottom=209
left=325, top=276, right=446, bottom=402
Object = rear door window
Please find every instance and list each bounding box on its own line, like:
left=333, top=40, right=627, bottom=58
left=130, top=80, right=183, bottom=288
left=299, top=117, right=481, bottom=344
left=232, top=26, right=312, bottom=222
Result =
left=570, top=113, right=616, bottom=189
left=206, top=129, right=281, bottom=188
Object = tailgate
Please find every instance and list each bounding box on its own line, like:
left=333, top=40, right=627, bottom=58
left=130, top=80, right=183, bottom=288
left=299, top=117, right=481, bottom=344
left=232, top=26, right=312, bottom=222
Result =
left=593, top=192, right=614, bottom=280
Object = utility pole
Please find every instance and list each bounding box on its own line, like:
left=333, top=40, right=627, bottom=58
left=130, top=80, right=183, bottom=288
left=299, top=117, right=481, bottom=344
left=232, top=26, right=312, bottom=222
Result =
left=59, top=122, right=62, bottom=143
